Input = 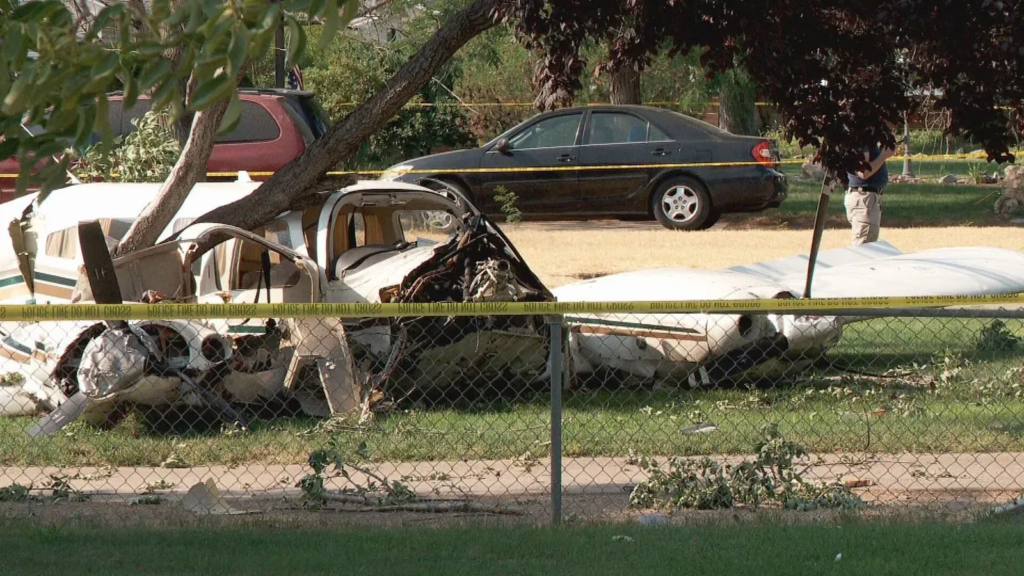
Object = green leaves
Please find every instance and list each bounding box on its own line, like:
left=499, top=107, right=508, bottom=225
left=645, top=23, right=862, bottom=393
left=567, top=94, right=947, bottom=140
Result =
left=10, top=0, right=63, bottom=22
left=286, top=15, right=306, bottom=68
left=140, top=59, right=173, bottom=92
left=83, top=53, right=120, bottom=93
left=3, top=26, right=24, bottom=66
left=319, top=0, right=342, bottom=50
left=318, top=0, right=359, bottom=50
left=151, top=75, right=180, bottom=112
left=87, top=4, right=125, bottom=41
left=1, top=0, right=355, bottom=193
left=217, top=93, right=243, bottom=136
left=2, top=65, right=35, bottom=115
left=74, top=105, right=98, bottom=150
left=227, top=26, right=250, bottom=76
left=190, top=73, right=233, bottom=111
left=0, top=139, right=18, bottom=164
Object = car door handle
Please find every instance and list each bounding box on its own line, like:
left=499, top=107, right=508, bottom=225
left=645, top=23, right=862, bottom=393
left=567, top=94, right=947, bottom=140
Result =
left=556, top=154, right=575, bottom=163
left=652, top=148, right=671, bottom=157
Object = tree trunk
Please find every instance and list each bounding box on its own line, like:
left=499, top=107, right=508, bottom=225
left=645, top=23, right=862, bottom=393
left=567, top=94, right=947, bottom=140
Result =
left=191, top=0, right=501, bottom=237
left=112, top=96, right=229, bottom=257
left=718, top=71, right=757, bottom=135
left=610, top=66, right=641, bottom=105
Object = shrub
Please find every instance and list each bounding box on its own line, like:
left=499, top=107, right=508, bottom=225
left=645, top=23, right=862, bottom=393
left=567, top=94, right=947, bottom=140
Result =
left=72, top=110, right=180, bottom=183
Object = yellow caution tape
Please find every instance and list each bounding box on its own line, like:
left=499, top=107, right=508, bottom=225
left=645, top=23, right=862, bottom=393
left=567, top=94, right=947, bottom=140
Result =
left=329, top=101, right=776, bottom=108
left=201, top=152, right=1014, bottom=179
left=1, top=150, right=1013, bottom=181
left=0, top=294, right=1021, bottom=322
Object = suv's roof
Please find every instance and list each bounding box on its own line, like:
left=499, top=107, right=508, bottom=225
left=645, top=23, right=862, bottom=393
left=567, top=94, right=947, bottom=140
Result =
left=105, top=87, right=317, bottom=99
left=236, top=87, right=316, bottom=98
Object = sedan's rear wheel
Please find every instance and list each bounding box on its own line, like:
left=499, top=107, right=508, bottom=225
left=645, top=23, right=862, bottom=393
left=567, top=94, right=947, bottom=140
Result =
left=653, top=177, right=714, bottom=230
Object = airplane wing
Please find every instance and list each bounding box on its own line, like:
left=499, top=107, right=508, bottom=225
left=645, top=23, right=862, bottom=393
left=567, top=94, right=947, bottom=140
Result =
left=553, top=242, right=1024, bottom=384
left=731, top=243, right=1024, bottom=301
left=765, top=247, right=1024, bottom=301
left=728, top=240, right=903, bottom=282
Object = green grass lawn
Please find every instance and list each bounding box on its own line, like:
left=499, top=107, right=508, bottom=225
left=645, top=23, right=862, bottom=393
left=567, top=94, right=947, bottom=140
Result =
left=2, top=317, right=1022, bottom=467
left=1, top=521, right=1022, bottom=575
left=726, top=159, right=1013, bottom=228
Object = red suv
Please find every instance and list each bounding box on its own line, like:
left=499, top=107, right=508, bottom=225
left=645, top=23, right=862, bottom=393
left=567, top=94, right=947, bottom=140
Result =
left=0, top=88, right=329, bottom=201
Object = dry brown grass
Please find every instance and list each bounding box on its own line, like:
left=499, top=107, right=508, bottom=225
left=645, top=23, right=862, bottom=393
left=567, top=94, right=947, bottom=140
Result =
left=504, top=223, right=1024, bottom=287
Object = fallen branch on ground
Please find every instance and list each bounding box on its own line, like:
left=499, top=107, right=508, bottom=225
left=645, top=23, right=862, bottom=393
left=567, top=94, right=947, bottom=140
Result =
left=315, top=493, right=523, bottom=514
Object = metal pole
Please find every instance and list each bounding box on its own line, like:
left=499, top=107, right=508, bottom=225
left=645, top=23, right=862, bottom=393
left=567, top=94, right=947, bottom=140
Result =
left=802, top=175, right=833, bottom=298
left=548, top=318, right=563, bottom=525
left=275, top=22, right=285, bottom=88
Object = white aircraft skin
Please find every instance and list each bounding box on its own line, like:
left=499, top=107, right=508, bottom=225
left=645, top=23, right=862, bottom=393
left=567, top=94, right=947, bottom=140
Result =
left=553, top=241, right=1024, bottom=384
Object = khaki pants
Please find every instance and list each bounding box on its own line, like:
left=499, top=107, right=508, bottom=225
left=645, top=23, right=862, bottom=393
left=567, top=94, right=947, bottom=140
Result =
left=844, top=189, right=882, bottom=245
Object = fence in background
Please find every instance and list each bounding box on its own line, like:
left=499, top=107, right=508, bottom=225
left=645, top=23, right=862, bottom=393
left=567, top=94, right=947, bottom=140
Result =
left=1, top=301, right=1024, bottom=522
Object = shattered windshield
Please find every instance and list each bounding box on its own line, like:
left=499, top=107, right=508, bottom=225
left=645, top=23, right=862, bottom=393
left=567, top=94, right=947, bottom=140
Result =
left=397, top=210, right=457, bottom=244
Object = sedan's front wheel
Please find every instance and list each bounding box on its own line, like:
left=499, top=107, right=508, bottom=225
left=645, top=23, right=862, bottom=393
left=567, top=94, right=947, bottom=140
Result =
left=653, top=177, right=714, bottom=230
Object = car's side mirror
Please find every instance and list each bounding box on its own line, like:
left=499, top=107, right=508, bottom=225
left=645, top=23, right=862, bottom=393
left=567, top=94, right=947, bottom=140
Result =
left=493, top=137, right=510, bottom=154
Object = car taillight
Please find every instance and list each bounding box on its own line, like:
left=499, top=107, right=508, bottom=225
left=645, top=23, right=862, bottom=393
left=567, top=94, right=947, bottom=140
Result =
left=751, top=140, right=774, bottom=166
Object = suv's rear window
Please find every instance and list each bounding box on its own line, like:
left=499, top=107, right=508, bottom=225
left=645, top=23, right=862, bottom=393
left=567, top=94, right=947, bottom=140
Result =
left=216, top=102, right=281, bottom=143
left=296, top=97, right=329, bottom=139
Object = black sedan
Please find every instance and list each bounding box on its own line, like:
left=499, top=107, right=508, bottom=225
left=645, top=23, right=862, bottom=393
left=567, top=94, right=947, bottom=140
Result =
left=380, top=105, right=787, bottom=230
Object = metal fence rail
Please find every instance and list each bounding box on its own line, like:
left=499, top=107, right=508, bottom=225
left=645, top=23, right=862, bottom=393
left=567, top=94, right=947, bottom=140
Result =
left=1, top=305, right=1023, bottom=522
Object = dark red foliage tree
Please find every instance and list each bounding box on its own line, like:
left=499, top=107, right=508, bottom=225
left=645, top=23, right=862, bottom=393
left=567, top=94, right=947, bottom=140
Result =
left=504, top=0, right=1024, bottom=175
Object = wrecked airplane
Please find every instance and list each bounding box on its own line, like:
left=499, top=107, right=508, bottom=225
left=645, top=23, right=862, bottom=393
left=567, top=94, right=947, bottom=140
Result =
left=0, top=179, right=551, bottom=432
left=554, top=241, right=1024, bottom=385
left=3, top=176, right=1024, bottom=431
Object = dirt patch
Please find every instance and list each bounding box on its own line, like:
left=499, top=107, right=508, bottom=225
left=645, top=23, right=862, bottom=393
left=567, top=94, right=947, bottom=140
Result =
left=2, top=452, right=1020, bottom=527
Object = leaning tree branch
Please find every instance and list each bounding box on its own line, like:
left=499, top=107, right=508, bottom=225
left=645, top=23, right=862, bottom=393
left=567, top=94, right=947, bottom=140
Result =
left=187, top=0, right=502, bottom=250
left=113, top=91, right=231, bottom=258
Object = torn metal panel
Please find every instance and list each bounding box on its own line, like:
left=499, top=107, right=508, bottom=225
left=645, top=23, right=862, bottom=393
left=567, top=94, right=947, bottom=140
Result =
left=7, top=215, right=37, bottom=299
left=283, top=317, right=362, bottom=416
left=76, top=328, right=148, bottom=398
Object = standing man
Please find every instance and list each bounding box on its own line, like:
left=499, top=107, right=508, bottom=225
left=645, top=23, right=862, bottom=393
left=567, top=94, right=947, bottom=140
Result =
left=845, top=144, right=895, bottom=245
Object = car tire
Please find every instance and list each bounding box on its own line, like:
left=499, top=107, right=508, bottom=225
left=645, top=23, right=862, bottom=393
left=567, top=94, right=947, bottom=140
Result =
left=652, top=177, right=714, bottom=231
left=698, top=209, right=722, bottom=230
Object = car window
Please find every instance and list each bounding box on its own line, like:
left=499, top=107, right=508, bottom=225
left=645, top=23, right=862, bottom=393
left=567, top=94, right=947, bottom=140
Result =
left=508, top=113, right=582, bottom=150
left=262, top=220, right=293, bottom=248
left=295, top=96, right=329, bottom=139
left=586, top=113, right=651, bottom=145
left=280, top=100, right=315, bottom=146
left=397, top=210, right=456, bottom=243
left=649, top=123, right=671, bottom=141
left=216, top=102, right=281, bottom=144
left=657, top=109, right=732, bottom=139
left=234, top=238, right=301, bottom=290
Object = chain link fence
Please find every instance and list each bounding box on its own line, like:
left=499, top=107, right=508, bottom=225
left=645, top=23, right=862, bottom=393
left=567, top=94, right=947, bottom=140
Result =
left=1, top=306, right=1023, bottom=521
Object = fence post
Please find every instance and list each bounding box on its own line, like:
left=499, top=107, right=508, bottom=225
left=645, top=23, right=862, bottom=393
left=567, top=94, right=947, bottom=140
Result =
left=548, top=316, right=563, bottom=525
